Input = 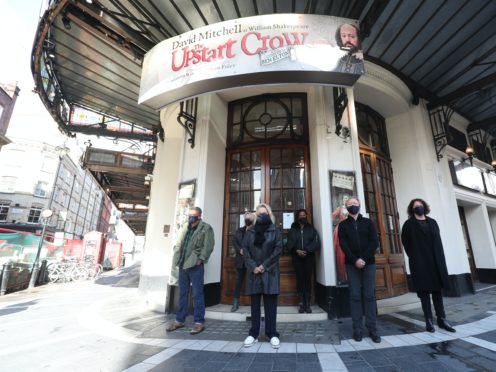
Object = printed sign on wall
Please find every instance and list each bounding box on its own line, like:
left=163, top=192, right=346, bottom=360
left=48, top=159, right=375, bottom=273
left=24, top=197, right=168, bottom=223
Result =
left=140, top=14, right=364, bottom=109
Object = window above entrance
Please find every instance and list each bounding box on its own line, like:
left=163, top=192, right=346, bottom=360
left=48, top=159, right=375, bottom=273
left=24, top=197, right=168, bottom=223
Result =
left=356, top=103, right=390, bottom=158
left=228, top=94, right=308, bottom=148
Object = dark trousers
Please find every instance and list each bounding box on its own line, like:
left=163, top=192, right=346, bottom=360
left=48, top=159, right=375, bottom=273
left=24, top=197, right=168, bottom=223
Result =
left=176, top=265, right=205, bottom=324
left=417, top=290, right=446, bottom=319
left=293, top=255, right=314, bottom=297
left=233, top=268, right=246, bottom=299
left=346, top=264, right=377, bottom=332
left=249, top=293, right=279, bottom=339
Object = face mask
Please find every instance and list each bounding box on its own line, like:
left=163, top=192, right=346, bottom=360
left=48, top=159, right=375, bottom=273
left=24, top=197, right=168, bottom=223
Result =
left=257, top=213, right=271, bottom=225
left=188, top=216, right=199, bottom=225
left=244, top=219, right=253, bottom=226
left=346, top=205, right=360, bottom=215
left=413, top=206, right=425, bottom=216
left=298, top=217, right=307, bottom=225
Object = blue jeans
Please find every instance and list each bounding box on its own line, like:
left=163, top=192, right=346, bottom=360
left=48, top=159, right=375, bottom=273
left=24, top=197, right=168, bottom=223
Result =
left=176, top=264, right=205, bottom=324
left=346, top=263, right=377, bottom=332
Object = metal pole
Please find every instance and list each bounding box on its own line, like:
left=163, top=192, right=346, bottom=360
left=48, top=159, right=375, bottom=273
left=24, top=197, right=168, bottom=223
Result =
left=28, top=150, right=64, bottom=289
left=28, top=218, right=48, bottom=289
left=1, top=263, right=12, bottom=295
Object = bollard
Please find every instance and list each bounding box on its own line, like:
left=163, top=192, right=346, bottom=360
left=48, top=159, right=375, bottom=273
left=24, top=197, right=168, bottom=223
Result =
left=1, top=263, right=12, bottom=296
left=28, top=263, right=40, bottom=289
left=37, top=260, right=48, bottom=286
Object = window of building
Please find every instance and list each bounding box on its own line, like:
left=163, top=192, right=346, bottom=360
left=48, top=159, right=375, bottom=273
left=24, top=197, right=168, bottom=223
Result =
left=0, top=176, right=17, bottom=193
left=355, top=102, right=390, bottom=157
left=34, top=181, right=49, bottom=197
left=41, top=156, right=57, bottom=172
left=227, top=93, right=307, bottom=148
left=0, top=201, right=10, bottom=221
left=27, top=206, right=42, bottom=223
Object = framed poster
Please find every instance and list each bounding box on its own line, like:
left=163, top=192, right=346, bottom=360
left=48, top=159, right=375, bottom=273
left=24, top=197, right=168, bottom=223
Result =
left=174, top=180, right=196, bottom=237
left=330, top=170, right=357, bottom=286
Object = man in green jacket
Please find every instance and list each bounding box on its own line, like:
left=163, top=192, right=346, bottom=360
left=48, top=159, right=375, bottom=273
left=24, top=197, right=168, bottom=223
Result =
left=166, top=207, right=215, bottom=335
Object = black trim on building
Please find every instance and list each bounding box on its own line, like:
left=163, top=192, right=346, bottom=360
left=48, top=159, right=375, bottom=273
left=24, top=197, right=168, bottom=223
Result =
left=315, top=282, right=350, bottom=319
left=406, top=273, right=474, bottom=296
left=477, top=269, right=496, bottom=284
left=167, top=282, right=221, bottom=314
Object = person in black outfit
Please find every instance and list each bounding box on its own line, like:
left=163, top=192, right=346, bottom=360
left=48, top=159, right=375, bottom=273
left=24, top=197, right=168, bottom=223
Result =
left=401, top=198, right=456, bottom=333
left=231, top=211, right=255, bottom=312
left=287, top=209, right=321, bottom=313
left=338, top=197, right=381, bottom=343
left=242, top=203, right=282, bottom=349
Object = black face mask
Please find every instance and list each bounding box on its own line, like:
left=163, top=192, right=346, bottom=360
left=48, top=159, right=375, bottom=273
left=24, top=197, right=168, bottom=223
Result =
left=298, top=217, right=307, bottom=225
left=346, top=205, right=360, bottom=215
left=257, top=213, right=271, bottom=225
left=244, top=219, right=253, bottom=226
left=413, top=206, right=425, bottom=216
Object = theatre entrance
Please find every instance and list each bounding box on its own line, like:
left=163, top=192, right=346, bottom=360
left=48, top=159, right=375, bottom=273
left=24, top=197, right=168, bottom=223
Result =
left=221, top=93, right=310, bottom=306
left=356, top=103, right=408, bottom=299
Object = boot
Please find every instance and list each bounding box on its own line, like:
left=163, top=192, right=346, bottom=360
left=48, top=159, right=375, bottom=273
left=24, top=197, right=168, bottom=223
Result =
left=425, top=318, right=435, bottom=333
left=231, top=298, right=239, bottom=312
left=298, top=293, right=305, bottom=313
left=437, top=318, right=456, bottom=332
left=305, top=294, right=312, bottom=313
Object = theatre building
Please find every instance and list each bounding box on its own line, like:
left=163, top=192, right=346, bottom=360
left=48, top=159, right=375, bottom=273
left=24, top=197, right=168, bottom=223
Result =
left=31, top=1, right=496, bottom=317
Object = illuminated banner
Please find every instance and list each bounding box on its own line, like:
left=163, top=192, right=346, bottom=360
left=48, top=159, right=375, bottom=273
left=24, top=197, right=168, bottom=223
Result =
left=139, top=14, right=364, bottom=110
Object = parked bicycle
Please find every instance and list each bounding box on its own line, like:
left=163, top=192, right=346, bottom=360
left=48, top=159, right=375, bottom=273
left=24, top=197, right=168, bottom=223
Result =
left=46, top=256, right=103, bottom=283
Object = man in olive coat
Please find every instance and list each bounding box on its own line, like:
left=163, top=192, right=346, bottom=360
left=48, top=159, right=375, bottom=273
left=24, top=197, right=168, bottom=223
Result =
left=166, top=207, right=214, bottom=335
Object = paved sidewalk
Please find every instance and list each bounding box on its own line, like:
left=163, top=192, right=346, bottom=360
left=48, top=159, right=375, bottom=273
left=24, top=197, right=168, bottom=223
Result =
left=83, top=273, right=496, bottom=371
left=1, top=268, right=495, bottom=371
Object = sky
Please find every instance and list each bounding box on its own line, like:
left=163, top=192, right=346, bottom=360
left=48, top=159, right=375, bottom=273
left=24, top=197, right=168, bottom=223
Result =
left=0, top=0, right=140, bottom=156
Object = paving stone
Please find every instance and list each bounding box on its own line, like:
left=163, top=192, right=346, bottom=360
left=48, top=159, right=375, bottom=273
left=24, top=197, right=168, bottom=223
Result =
left=358, top=349, right=392, bottom=366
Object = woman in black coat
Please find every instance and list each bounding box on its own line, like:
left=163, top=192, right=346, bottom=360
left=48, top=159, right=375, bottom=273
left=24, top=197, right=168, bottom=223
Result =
left=242, top=203, right=282, bottom=349
left=286, top=209, right=321, bottom=313
left=401, top=198, right=456, bottom=333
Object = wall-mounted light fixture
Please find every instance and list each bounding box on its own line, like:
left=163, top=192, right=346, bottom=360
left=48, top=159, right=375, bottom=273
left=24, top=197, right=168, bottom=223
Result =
left=461, top=145, right=475, bottom=167
left=144, top=174, right=153, bottom=186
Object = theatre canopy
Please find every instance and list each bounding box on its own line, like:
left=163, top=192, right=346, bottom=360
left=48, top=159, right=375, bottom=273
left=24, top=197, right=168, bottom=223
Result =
left=139, top=14, right=364, bottom=110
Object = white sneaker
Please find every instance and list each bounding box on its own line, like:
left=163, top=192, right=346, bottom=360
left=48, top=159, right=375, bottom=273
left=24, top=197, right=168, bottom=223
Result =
left=244, top=335, right=258, bottom=347
left=270, top=336, right=280, bottom=349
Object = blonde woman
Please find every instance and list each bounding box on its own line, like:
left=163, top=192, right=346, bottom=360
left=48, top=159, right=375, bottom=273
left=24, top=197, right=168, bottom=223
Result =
left=242, top=203, right=282, bottom=349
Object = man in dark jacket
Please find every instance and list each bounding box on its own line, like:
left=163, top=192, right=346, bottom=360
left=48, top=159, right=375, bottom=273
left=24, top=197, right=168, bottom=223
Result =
left=338, top=197, right=381, bottom=343
left=231, top=212, right=255, bottom=312
left=286, top=209, right=321, bottom=313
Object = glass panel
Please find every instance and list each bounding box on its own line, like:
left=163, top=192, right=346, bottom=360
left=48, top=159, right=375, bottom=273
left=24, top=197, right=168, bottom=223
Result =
left=229, top=192, right=238, bottom=212
left=230, top=153, right=240, bottom=172
left=230, top=173, right=239, bottom=191
left=270, top=168, right=281, bottom=188
left=291, top=97, right=302, bottom=116
left=232, top=104, right=242, bottom=124
left=253, top=190, right=261, bottom=210
left=245, top=120, right=265, bottom=139
left=484, top=172, right=496, bottom=195
left=292, top=118, right=303, bottom=136
left=295, top=189, right=306, bottom=209
left=281, top=149, right=292, bottom=167
left=252, top=151, right=261, bottom=169
left=282, top=168, right=294, bottom=188
left=240, top=191, right=251, bottom=211
left=267, top=100, right=287, bottom=117
left=227, top=234, right=236, bottom=258
left=270, top=149, right=281, bottom=168
left=282, top=189, right=294, bottom=209
left=232, top=124, right=241, bottom=143
left=271, top=189, right=281, bottom=209
left=293, top=148, right=305, bottom=167
left=253, top=170, right=261, bottom=189
left=452, top=160, right=485, bottom=192
left=294, top=168, right=305, bottom=188
left=240, top=152, right=251, bottom=170
left=239, top=171, right=251, bottom=191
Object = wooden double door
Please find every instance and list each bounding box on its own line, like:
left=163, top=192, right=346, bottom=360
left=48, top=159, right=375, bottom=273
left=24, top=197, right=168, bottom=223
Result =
left=360, top=149, right=408, bottom=299
left=221, top=144, right=311, bottom=305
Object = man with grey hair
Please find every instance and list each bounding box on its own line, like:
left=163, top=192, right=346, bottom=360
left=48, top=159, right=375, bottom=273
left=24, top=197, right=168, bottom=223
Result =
left=166, top=206, right=214, bottom=335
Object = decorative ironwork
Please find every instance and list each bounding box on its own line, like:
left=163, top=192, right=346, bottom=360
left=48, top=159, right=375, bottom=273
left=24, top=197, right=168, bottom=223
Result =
left=177, top=98, right=198, bottom=148
left=334, top=87, right=349, bottom=138
left=428, top=105, right=454, bottom=161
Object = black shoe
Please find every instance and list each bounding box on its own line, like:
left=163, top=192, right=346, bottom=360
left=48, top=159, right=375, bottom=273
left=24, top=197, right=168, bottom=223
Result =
left=305, top=305, right=312, bottom=313
left=353, top=330, right=362, bottom=342
left=298, top=303, right=305, bottom=313
left=437, top=318, right=456, bottom=333
left=369, top=331, right=381, bottom=343
left=231, top=298, right=239, bottom=312
left=425, top=318, right=435, bottom=333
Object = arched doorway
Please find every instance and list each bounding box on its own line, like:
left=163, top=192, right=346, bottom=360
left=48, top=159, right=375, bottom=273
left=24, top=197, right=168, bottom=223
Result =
left=221, top=93, right=311, bottom=306
left=356, top=103, right=408, bottom=299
